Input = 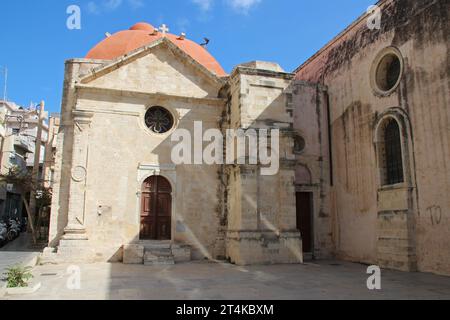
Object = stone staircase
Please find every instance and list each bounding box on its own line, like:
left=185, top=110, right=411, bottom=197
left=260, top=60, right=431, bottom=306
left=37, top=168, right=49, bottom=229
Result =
left=123, top=241, right=192, bottom=265
left=143, top=241, right=175, bottom=266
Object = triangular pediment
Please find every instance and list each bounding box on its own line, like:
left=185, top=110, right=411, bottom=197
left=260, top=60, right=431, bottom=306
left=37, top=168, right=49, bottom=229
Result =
left=79, top=38, right=225, bottom=99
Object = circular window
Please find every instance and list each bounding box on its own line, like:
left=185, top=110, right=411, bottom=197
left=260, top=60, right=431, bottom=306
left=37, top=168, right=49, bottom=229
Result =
left=145, top=106, right=174, bottom=134
left=371, top=48, right=403, bottom=96
left=294, top=135, right=306, bottom=154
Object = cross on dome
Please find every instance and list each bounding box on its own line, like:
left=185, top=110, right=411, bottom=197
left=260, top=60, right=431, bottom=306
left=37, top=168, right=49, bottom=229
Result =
left=159, top=24, right=169, bottom=35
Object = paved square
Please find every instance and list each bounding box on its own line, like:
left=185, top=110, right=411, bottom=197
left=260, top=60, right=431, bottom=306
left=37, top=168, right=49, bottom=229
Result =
left=3, top=260, right=450, bottom=300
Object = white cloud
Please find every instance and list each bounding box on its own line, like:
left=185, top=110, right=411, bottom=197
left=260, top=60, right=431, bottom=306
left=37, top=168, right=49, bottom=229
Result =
left=192, top=0, right=261, bottom=13
left=227, top=0, right=261, bottom=12
left=128, top=0, right=145, bottom=10
left=103, top=0, right=123, bottom=11
left=192, top=0, right=214, bottom=11
left=87, top=2, right=100, bottom=14
left=87, top=0, right=145, bottom=14
left=177, top=18, right=191, bottom=32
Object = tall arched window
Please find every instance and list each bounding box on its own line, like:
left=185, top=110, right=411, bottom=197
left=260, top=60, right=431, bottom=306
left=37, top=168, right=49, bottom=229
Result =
left=384, top=119, right=404, bottom=185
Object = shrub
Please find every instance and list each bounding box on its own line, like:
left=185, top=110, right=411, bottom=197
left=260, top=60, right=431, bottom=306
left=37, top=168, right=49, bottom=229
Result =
left=3, top=265, right=33, bottom=288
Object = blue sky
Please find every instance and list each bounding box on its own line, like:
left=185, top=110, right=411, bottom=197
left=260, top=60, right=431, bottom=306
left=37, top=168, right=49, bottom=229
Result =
left=0, top=0, right=375, bottom=113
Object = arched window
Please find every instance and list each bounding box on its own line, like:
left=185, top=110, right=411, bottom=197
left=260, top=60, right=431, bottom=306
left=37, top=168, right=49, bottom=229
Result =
left=384, top=119, right=404, bottom=185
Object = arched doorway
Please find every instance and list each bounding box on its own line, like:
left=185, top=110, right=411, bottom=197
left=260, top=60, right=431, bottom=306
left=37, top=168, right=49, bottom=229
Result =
left=140, top=176, right=172, bottom=240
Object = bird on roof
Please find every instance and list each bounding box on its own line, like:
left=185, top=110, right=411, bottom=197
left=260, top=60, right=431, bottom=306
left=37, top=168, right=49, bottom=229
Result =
left=200, top=38, right=210, bottom=47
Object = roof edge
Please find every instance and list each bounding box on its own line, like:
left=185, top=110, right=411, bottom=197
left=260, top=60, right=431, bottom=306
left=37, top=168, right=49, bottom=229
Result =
left=79, top=37, right=226, bottom=86
left=293, top=0, right=387, bottom=74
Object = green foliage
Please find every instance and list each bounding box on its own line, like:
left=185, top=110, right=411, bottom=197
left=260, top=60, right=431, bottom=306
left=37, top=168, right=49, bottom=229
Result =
left=3, top=265, right=34, bottom=288
left=0, top=166, right=53, bottom=206
left=0, top=166, right=53, bottom=244
left=0, top=166, right=31, bottom=190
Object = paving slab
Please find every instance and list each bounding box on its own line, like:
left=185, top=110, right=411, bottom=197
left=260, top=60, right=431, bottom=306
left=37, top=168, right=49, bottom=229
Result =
left=2, top=260, right=450, bottom=300
left=0, top=233, right=40, bottom=288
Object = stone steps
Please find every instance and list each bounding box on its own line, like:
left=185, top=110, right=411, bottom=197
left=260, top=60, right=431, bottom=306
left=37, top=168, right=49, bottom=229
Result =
left=123, top=242, right=192, bottom=265
left=140, top=241, right=171, bottom=250
left=144, top=250, right=175, bottom=266
left=144, top=245, right=175, bottom=266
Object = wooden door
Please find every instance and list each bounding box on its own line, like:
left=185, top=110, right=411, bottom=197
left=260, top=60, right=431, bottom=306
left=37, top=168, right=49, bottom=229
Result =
left=296, top=192, right=313, bottom=253
left=140, top=176, right=172, bottom=240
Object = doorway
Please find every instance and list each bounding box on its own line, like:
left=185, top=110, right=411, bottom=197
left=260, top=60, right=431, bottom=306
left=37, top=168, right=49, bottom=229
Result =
left=296, top=192, right=313, bottom=254
left=140, top=176, right=172, bottom=240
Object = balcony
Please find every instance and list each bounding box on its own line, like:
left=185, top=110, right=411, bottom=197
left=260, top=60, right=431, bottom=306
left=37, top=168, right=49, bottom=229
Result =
left=14, top=135, right=33, bottom=153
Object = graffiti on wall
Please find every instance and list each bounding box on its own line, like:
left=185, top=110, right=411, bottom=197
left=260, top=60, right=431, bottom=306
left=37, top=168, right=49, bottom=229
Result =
left=426, top=205, right=442, bottom=226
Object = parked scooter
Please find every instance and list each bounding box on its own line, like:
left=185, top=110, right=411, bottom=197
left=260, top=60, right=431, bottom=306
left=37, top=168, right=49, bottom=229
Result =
left=6, top=218, right=21, bottom=241
left=0, top=221, right=8, bottom=247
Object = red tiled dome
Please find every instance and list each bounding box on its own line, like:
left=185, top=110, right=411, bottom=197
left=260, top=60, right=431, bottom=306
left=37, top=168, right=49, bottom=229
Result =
left=86, top=22, right=227, bottom=77
left=129, top=22, right=155, bottom=31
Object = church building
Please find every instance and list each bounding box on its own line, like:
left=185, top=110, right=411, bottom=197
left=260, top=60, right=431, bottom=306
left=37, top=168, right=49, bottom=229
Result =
left=46, top=0, right=450, bottom=276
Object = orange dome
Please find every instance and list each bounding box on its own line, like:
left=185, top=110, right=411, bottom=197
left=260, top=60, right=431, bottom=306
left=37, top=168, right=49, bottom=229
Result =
left=129, top=22, right=155, bottom=31
left=86, top=22, right=227, bottom=77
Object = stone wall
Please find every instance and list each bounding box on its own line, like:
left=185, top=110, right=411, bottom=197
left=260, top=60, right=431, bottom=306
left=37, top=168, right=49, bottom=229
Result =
left=292, top=81, right=333, bottom=259
left=49, top=43, right=226, bottom=262
left=295, top=0, right=450, bottom=275
left=224, top=63, right=303, bottom=265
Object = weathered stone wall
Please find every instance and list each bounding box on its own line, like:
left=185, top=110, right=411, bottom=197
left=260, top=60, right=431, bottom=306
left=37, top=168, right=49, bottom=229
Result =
left=49, top=45, right=226, bottom=262
left=86, top=45, right=219, bottom=99
left=49, top=60, right=103, bottom=247
left=292, top=82, right=333, bottom=259
left=295, top=0, right=450, bottom=275
left=78, top=93, right=223, bottom=261
left=225, top=63, right=303, bottom=265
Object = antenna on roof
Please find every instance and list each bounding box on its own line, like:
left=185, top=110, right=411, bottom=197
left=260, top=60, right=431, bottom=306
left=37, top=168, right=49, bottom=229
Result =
left=200, top=38, right=210, bottom=48
left=105, top=32, right=112, bottom=38
left=0, top=66, right=7, bottom=102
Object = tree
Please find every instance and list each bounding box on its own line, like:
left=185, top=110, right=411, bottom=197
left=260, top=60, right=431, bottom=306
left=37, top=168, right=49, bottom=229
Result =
left=0, top=166, right=52, bottom=244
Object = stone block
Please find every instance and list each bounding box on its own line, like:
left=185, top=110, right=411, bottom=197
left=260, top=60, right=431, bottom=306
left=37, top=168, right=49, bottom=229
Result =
left=172, top=245, right=192, bottom=263
left=5, top=283, right=41, bottom=296
left=123, top=245, right=144, bottom=264
left=378, top=189, right=409, bottom=211
left=144, top=252, right=175, bottom=266
left=226, top=231, right=303, bottom=265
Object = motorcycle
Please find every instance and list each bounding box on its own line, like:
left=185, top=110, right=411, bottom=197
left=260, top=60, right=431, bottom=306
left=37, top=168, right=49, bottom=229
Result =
left=0, top=221, right=7, bottom=247
left=6, top=218, right=21, bottom=241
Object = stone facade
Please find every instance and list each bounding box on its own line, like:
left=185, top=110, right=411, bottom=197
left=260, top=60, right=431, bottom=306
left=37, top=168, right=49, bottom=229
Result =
left=47, top=38, right=301, bottom=265
left=223, top=63, right=302, bottom=265
left=47, top=0, right=449, bottom=275
left=295, top=0, right=449, bottom=275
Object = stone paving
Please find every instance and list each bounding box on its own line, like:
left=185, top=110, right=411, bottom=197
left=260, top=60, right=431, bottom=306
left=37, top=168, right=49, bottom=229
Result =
left=2, top=260, right=450, bottom=300
left=0, top=234, right=40, bottom=285
left=0, top=252, right=38, bottom=278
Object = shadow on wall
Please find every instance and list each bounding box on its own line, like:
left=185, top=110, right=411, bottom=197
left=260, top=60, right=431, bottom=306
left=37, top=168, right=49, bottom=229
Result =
left=51, top=56, right=330, bottom=299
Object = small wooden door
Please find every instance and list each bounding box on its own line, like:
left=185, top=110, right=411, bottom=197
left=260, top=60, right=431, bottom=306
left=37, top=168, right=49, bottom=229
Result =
left=140, top=176, right=172, bottom=240
left=296, top=192, right=313, bottom=253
